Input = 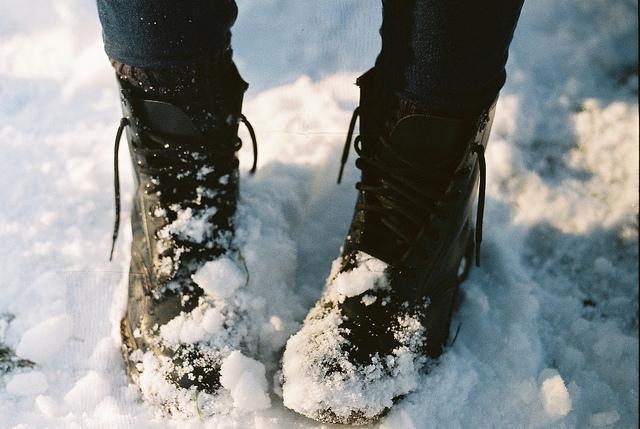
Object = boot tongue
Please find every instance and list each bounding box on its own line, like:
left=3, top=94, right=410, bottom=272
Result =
left=139, top=99, right=202, bottom=138
left=388, top=114, right=472, bottom=173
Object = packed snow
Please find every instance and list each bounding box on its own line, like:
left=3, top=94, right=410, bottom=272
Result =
left=219, top=351, right=271, bottom=412
left=282, top=304, right=428, bottom=423
left=159, top=304, right=225, bottom=345
left=192, top=257, right=247, bottom=300
left=0, top=0, right=638, bottom=428
left=5, top=371, right=48, bottom=397
left=15, top=315, right=72, bottom=364
left=539, top=371, right=572, bottom=418
left=327, top=251, right=389, bottom=300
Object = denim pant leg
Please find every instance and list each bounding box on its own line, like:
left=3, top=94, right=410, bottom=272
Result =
left=96, top=0, right=238, bottom=67
left=376, top=0, right=524, bottom=115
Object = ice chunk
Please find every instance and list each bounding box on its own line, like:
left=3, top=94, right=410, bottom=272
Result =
left=16, top=315, right=72, bottom=363
left=6, top=371, right=48, bottom=396
left=220, top=351, right=271, bottom=411
left=192, top=257, right=246, bottom=299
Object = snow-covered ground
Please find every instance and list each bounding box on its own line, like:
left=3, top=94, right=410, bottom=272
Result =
left=0, top=0, right=638, bottom=427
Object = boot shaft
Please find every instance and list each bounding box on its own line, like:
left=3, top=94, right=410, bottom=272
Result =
left=115, top=58, right=250, bottom=287
left=344, top=68, right=496, bottom=270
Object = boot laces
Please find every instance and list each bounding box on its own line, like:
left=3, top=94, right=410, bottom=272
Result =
left=110, top=115, right=258, bottom=260
left=337, top=108, right=486, bottom=266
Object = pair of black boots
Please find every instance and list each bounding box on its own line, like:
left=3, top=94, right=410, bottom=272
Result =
left=111, top=51, right=495, bottom=424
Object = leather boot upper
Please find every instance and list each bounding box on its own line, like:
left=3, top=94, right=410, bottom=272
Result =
left=281, top=68, right=496, bottom=424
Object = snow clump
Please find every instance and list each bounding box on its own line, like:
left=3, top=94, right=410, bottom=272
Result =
left=220, top=350, right=271, bottom=411
left=159, top=304, right=224, bottom=346
left=326, top=251, right=389, bottom=300
left=540, top=372, right=572, bottom=418
left=192, top=256, right=246, bottom=299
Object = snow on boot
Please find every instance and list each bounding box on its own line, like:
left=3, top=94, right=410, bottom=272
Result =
left=110, top=50, right=261, bottom=415
left=281, top=68, right=496, bottom=424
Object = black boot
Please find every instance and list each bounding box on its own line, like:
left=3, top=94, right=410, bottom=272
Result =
left=281, top=68, right=495, bottom=424
left=111, top=51, right=258, bottom=413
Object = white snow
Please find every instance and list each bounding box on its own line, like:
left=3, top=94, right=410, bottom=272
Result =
left=0, top=0, right=637, bottom=428
left=34, top=395, right=59, bottom=418
left=220, top=351, right=271, bottom=411
left=6, top=371, right=48, bottom=396
left=157, top=206, right=217, bottom=244
left=327, top=251, right=389, bottom=299
left=361, top=294, right=377, bottom=306
left=159, top=306, right=224, bottom=346
left=192, top=256, right=246, bottom=299
left=15, top=315, right=72, bottom=364
left=281, top=304, right=427, bottom=422
left=63, top=371, right=110, bottom=412
left=540, top=372, right=572, bottom=418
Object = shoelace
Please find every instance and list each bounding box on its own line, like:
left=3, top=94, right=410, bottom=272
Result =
left=338, top=108, right=486, bottom=266
left=110, top=115, right=258, bottom=260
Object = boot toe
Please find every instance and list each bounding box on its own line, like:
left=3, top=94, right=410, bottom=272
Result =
left=129, top=345, right=235, bottom=416
left=281, top=294, right=427, bottom=425
left=121, top=294, right=249, bottom=416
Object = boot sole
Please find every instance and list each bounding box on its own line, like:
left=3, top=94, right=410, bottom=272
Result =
left=120, top=316, right=143, bottom=386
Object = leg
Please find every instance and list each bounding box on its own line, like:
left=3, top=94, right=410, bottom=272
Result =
left=376, top=0, right=524, bottom=115
left=97, top=0, right=242, bottom=97
left=96, top=0, right=238, bottom=67
left=282, top=0, right=523, bottom=424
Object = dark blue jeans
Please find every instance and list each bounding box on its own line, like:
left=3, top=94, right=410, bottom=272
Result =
left=96, top=0, right=238, bottom=67
left=96, top=0, right=523, bottom=115
left=376, top=0, right=524, bottom=114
